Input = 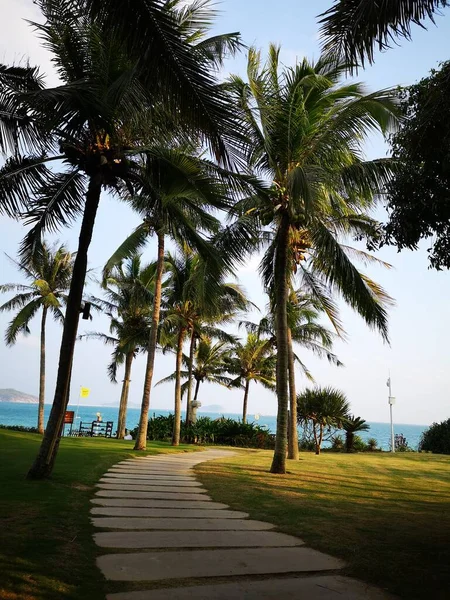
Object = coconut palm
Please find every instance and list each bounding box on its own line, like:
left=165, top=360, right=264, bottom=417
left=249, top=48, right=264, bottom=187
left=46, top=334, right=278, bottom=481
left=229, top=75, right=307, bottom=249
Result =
left=159, top=248, right=250, bottom=444
left=226, top=334, right=277, bottom=424
left=243, top=292, right=342, bottom=460
left=104, top=146, right=249, bottom=450
left=156, top=337, right=234, bottom=422
left=0, top=243, right=74, bottom=434
left=83, top=255, right=154, bottom=438
left=343, top=415, right=370, bottom=452
left=229, top=47, right=397, bottom=473
left=0, top=1, right=243, bottom=479
left=318, top=0, right=446, bottom=68
left=297, top=387, right=350, bottom=454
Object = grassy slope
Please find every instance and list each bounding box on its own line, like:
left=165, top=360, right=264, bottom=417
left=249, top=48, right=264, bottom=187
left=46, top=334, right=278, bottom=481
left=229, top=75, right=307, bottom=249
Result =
left=196, top=450, right=450, bottom=600
left=0, top=430, right=196, bottom=600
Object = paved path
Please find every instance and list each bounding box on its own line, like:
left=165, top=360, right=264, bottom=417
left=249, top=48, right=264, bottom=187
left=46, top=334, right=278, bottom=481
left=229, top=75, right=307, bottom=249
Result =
left=93, top=450, right=394, bottom=599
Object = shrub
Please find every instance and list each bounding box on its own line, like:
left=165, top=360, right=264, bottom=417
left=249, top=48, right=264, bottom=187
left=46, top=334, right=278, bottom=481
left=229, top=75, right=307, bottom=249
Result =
left=419, top=419, right=450, bottom=455
left=0, top=424, right=40, bottom=434
left=352, top=435, right=368, bottom=452
left=130, top=415, right=275, bottom=449
left=331, top=435, right=344, bottom=451
left=367, top=438, right=378, bottom=451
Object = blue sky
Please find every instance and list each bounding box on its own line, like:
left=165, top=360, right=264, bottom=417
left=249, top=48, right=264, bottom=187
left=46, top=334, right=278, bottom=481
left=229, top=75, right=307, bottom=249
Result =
left=1, top=0, right=449, bottom=425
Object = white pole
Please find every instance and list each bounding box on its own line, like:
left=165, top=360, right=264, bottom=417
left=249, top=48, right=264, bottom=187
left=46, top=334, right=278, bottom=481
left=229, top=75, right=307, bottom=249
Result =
left=388, top=374, right=395, bottom=453
left=75, top=386, right=82, bottom=421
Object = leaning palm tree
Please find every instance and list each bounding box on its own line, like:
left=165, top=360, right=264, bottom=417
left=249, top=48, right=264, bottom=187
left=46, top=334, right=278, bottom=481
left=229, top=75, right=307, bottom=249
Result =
left=0, top=1, right=243, bottom=479
left=318, top=0, right=447, bottom=68
left=343, top=415, right=370, bottom=452
left=229, top=47, right=397, bottom=473
left=297, top=387, right=350, bottom=454
left=83, top=255, right=154, bottom=438
left=226, top=334, right=277, bottom=424
left=0, top=243, right=74, bottom=434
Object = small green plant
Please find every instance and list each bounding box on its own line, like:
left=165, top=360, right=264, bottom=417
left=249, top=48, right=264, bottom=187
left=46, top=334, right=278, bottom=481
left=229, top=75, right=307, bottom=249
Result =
left=367, top=438, right=378, bottom=451
left=331, top=435, right=344, bottom=451
left=352, top=435, right=368, bottom=452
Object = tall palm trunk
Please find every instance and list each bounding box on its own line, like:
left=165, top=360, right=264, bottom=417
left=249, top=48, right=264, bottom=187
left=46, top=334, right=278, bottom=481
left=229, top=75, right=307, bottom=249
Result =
left=185, top=328, right=196, bottom=425
left=117, top=350, right=134, bottom=439
left=172, top=326, right=185, bottom=446
left=27, top=175, right=102, bottom=479
left=38, top=306, right=48, bottom=434
left=270, top=213, right=290, bottom=474
left=134, top=231, right=165, bottom=450
left=287, top=328, right=299, bottom=460
left=242, top=379, right=250, bottom=424
left=193, top=378, right=201, bottom=401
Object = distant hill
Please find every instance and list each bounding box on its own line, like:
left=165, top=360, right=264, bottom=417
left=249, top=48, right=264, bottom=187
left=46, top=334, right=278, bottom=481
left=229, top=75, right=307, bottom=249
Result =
left=0, top=389, right=38, bottom=404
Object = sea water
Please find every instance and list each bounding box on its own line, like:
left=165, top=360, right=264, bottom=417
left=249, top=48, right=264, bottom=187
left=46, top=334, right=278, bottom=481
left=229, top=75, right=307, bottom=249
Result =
left=0, top=401, right=427, bottom=450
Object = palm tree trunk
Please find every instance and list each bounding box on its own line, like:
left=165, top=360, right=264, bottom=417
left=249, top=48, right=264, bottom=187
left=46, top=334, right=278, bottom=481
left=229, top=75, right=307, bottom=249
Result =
left=287, top=328, right=299, bottom=460
left=193, top=378, right=201, bottom=401
left=172, top=326, right=185, bottom=446
left=270, top=213, right=290, bottom=474
left=242, top=379, right=250, bottom=424
left=27, top=175, right=102, bottom=479
left=346, top=431, right=353, bottom=452
left=134, top=231, right=165, bottom=450
left=37, top=306, right=48, bottom=435
left=316, top=424, right=324, bottom=455
left=185, top=328, right=195, bottom=425
left=117, top=351, right=134, bottom=439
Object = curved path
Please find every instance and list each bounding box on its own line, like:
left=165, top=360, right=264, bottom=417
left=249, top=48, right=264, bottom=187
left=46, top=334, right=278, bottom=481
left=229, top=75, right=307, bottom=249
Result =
left=92, top=449, right=393, bottom=599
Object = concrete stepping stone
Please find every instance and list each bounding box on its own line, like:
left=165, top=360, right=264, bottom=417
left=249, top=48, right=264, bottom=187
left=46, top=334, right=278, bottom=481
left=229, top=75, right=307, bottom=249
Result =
left=91, top=498, right=229, bottom=509
left=106, top=469, right=190, bottom=476
left=94, top=530, right=303, bottom=549
left=95, top=490, right=212, bottom=501
left=91, top=507, right=249, bottom=518
left=97, top=547, right=345, bottom=581
left=105, top=575, right=394, bottom=600
left=100, top=477, right=201, bottom=485
left=96, top=484, right=208, bottom=493
left=91, top=517, right=273, bottom=530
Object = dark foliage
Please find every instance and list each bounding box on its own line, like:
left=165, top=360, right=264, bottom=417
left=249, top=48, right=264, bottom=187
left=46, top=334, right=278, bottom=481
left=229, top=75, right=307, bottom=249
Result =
left=130, top=414, right=275, bottom=449
left=0, top=424, right=40, bottom=433
left=419, top=418, right=450, bottom=454
left=383, top=62, right=450, bottom=269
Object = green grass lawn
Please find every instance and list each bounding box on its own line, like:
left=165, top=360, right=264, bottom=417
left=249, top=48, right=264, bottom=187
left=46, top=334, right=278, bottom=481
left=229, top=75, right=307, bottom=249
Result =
left=0, top=429, right=197, bottom=600
left=196, top=450, right=450, bottom=600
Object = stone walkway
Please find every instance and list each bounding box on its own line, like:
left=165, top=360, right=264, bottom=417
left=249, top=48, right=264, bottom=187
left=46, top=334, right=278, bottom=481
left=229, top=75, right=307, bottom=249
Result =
left=92, top=450, right=394, bottom=599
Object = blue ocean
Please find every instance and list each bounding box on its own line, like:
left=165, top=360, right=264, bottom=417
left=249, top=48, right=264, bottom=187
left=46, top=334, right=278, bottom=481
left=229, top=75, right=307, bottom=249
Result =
left=0, top=401, right=427, bottom=450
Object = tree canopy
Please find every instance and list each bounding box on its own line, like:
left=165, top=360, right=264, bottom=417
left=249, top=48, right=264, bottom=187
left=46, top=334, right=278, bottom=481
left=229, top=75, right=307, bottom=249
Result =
left=382, top=61, right=450, bottom=269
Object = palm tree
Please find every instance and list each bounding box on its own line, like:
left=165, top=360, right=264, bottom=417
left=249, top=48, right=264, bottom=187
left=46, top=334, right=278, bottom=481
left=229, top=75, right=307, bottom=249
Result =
left=104, top=147, right=247, bottom=450
left=343, top=415, right=370, bottom=452
left=0, top=1, right=243, bottom=479
left=318, top=0, right=446, bottom=68
left=297, top=387, right=350, bottom=454
left=229, top=47, right=397, bottom=473
left=160, top=248, right=250, bottom=445
left=156, top=337, right=234, bottom=425
left=242, top=292, right=342, bottom=460
left=226, top=334, right=277, bottom=424
left=0, top=243, right=74, bottom=434
left=83, top=255, right=153, bottom=438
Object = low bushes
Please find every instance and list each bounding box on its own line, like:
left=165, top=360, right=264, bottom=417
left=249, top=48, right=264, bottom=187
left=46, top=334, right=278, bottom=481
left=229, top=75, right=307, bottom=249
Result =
left=130, top=415, right=275, bottom=449
left=419, top=418, right=450, bottom=455
left=0, top=424, right=40, bottom=433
